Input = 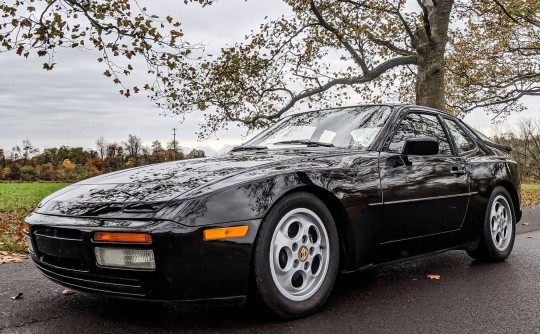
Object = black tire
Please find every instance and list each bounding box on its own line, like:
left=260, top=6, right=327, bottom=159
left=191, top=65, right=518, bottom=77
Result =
left=253, top=192, right=339, bottom=318
left=467, top=186, right=516, bottom=262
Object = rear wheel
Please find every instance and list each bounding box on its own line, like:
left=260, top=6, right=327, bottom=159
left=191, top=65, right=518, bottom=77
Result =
left=253, top=192, right=339, bottom=318
left=467, top=186, right=516, bottom=262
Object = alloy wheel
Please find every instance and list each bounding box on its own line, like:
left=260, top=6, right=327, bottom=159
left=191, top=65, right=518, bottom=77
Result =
left=269, top=208, right=330, bottom=301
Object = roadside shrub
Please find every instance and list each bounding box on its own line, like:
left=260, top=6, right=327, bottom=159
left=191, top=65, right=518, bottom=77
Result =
left=8, top=163, right=21, bottom=180
left=20, top=166, right=39, bottom=181
left=40, top=163, right=57, bottom=181
left=1, top=166, right=11, bottom=180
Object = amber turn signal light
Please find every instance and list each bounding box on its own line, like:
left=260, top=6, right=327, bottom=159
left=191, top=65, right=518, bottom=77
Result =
left=203, top=226, right=249, bottom=241
left=22, top=223, right=30, bottom=233
left=94, top=232, right=152, bottom=244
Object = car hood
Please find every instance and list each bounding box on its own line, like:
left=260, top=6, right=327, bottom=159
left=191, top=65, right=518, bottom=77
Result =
left=35, top=150, right=338, bottom=217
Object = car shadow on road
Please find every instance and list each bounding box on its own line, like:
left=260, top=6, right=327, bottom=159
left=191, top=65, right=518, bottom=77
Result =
left=62, top=250, right=518, bottom=332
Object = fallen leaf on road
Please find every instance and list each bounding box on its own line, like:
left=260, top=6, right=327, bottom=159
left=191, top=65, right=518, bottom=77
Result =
left=11, top=292, right=23, bottom=300
left=62, top=288, right=74, bottom=296
left=522, top=222, right=530, bottom=226
left=427, top=274, right=441, bottom=280
left=527, top=236, right=534, bottom=239
left=0, top=253, right=28, bottom=264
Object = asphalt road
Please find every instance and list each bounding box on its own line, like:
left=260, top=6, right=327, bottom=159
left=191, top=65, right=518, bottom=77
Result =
left=2, top=206, right=540, bottom=334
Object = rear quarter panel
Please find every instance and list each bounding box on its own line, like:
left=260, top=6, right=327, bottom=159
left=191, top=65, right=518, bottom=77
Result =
left=462, top=153, right=521, bottom=245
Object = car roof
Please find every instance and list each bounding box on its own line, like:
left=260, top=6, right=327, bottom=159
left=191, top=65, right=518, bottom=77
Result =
left=285, top=104, right=453, bottom=120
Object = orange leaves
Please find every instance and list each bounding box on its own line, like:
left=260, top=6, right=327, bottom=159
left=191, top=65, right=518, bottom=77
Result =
left=521, top=188, right=540, bottom=206
left=0, top=251, right=28, bottom=264
left=427, top=274, right=441, bottom=280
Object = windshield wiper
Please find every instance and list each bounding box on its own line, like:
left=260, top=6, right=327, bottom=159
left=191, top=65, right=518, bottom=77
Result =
left=272, top=139, right=335, bottom=147
left=230, top=145, right=268, bottom=152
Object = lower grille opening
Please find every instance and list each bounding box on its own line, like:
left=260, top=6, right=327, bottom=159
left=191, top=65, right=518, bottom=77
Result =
left=35, top=261, right=146, bottom=297
left=40, top=254, right=88, bottom=271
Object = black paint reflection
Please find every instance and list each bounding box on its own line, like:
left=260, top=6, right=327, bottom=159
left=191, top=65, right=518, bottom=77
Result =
left=388, top=113, right=452, bottom=155
left=26, top=104, right=523, bottom=302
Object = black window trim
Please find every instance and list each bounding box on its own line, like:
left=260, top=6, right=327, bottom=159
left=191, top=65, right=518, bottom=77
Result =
left=442, top=116, right=479, bottom=156
left=382, top=109, right=456, bottom=157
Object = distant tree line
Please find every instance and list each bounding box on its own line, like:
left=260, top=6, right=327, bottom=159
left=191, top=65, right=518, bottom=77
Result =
left=0, top=135, right=206, bottom=182
left=3, top=124, right=539, bottom=183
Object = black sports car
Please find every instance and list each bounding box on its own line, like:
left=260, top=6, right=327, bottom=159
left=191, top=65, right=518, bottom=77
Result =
left=24, top=104, right=521, bottom=318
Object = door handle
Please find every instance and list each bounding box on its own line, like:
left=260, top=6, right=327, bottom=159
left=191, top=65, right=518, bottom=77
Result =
left=450, top=166, right=466, bottom=176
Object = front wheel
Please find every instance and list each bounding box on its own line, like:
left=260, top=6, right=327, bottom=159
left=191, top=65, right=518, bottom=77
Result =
left=253, top=192, right=339, bottom=318
left=467, top=186, right=516, bottom=262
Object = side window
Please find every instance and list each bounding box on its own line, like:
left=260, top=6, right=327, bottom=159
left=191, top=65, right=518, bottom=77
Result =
left=444, top=118, right=477, bottom=154
left=387, top=113, right=452, bottom=155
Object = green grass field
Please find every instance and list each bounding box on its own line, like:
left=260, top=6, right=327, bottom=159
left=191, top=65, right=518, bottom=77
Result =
left=0, top=183, right=70, bottom=211
left=0, top=183, right=70, bottom=252
left=523, top=183, right=540, bottom=190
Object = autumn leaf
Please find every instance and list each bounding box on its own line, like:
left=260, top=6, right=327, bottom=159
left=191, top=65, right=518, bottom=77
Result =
left=427, top=274, right=441, bottom=280
left=11, top=292, right=23, bottom=300
left=0, top=252, right=28, bottom=264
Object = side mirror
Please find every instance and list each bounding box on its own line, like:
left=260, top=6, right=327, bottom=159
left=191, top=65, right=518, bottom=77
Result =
left=403, top=137, right=439, bottom=156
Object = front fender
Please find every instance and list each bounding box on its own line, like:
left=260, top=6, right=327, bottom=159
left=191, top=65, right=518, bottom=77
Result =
left=155, top=173, right=312, bottom=226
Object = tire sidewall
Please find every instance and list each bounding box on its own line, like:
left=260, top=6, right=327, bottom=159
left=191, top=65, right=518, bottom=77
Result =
left=483, top=186, right=516, bottom=261
left=253, top=192, right=339, bottom=318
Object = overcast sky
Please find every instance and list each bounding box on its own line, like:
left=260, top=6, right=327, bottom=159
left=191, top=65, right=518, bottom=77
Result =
left=0, top=0, right=538, bottom=154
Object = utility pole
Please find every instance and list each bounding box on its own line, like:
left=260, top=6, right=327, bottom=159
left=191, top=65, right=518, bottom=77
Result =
left=172, top=128, right=177, bottom=159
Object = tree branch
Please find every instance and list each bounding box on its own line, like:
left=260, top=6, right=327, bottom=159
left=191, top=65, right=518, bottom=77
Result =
left=309, top=0, right=369, bottom=74
left=416, top=0, right=432, bottom=38
left=338, top=0, right=418, bottom=48
left=232, top=55, right=418, bottom=125
left=492, top=0, right=520, bottom=24
left=365, top=31, right=415, bottom=56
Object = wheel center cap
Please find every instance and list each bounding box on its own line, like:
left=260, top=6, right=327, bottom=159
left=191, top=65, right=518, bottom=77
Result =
left=299, top=246, right=309, bottom=262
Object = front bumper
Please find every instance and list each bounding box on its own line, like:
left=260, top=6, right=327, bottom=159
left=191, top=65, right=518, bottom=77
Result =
left=24, top=213, right=261, bottom=303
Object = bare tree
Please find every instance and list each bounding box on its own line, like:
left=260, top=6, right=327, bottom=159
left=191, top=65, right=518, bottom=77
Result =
left=124, top=134, right=143, bottom=165
left=11, top=139, right=39, bottom=165
left=95, top=137, right=107, bottom=160
left=494, top=119, right=540, bottom=181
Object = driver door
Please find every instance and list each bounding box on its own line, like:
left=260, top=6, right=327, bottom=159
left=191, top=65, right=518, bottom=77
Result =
left=379, top=111, right=470, bottom=244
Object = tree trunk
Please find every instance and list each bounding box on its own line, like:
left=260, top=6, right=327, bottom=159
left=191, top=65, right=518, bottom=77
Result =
left=414, top=0, right=454, bottom=112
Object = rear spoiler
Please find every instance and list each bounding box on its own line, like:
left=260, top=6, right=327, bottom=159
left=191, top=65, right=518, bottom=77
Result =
left=460, top=123, right=513, bottom=153
left=484, top=142, right=512, bottom=153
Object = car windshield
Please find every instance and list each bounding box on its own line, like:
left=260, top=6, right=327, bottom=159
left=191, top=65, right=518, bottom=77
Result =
left=243, top=105, right=394, bottom=150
